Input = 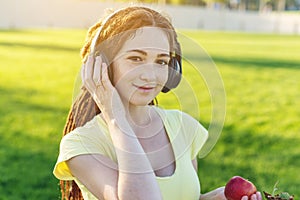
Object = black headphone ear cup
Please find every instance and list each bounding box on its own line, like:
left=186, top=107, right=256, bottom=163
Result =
left=161, top=57, right=182, bottom=93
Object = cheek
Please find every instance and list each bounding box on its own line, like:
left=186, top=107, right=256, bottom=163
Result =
left=156, top=67, right=169, bottom=84
left=111, top=63, right=136, bottom=87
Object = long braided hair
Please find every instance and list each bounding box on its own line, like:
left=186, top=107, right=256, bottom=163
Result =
left=59, top=6, right=178, bottom=199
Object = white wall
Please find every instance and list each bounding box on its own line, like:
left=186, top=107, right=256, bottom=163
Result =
left=165, top=5, right=300, bottom=34
left=0, top=0, right=300, bottom=34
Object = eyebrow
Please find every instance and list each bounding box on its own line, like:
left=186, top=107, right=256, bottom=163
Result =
left=126, top=49, right=170, bottom=58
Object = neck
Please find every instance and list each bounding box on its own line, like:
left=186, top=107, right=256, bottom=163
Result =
left=126, top=104, right=153, bottom=127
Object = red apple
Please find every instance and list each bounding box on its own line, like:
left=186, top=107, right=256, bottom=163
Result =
left=224, top=176, right=257, bottom=200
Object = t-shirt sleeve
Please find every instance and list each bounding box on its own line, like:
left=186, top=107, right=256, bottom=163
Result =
left=190, top=122, right=208, bottom=159
left=53, top=119, right=115, bottom=180
left=181, top=112, right=208, bottom=160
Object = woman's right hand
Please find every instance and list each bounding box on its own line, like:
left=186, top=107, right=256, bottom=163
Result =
left=200, top=187, right=262, bottom=200
left=241, top=192, right=262, bottom=200
left=81, top=55, right=125, bottom=122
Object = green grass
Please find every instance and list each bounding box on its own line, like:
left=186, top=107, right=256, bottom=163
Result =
left=0, top=29, right=299, bottom=199
left=0, top=29, right=85, bottom=199
left=185, top=31, right=300, bottom=195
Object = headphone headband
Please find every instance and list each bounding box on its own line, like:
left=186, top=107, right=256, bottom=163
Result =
left=90, top=7, right=128, bottom=54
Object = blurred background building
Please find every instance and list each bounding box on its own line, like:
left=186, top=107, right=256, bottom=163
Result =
left=0, top=0, right=299, bottom=34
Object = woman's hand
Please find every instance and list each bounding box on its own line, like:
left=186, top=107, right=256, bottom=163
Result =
left=200, top=187, right=262, bottom=200
left=241, top=192, right=262, bottom=200
left=81, top=55, right=125, bottom=122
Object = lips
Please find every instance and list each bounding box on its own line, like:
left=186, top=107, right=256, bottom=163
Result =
left=139, top=86, right=154, bottom=89
left=133, top=84, right=156, bottom=92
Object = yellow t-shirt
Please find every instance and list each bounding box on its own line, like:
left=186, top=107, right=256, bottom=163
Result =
left=53, top=106, right=208, bottom=200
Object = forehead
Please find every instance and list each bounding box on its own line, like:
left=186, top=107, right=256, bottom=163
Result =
left=119, top=27, right=170, bottom=53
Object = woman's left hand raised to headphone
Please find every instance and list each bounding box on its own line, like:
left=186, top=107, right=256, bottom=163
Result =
left=81, top=55, right=125, bottom=124
left=80, top=54, right=163, bottom=200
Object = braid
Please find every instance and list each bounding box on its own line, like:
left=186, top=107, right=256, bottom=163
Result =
left=59, top=17, right=104, bottom=199
left=60, top=88, right=100, bottom=200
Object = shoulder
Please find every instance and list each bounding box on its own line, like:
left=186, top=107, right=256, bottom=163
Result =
left=60, top=115, right=110, bottom=152
left=154, top=107, right=208, bottom=158
left=154, top=106, right=200, bottom=125
left=65, top=114, right=106, bottom=137
left=154, top=106, right=207, bottom=134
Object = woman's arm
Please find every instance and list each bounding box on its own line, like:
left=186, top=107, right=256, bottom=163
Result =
left=200, top=187, right=227, bottom=200
left=67, top=119, right=162, bottom=200
left=67, top=122, right=162, bottom=200
left=66, top=56, right=162, bottom=200
left=106, top=119, right=162, bottom=200
left=67, top=154, right=119, bottom=199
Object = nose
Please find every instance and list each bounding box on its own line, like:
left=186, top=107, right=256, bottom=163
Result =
left=139, top=64, right=156, bottom=82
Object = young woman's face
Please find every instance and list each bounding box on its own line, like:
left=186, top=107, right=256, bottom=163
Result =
left=111, top=27, right=170, bottom=106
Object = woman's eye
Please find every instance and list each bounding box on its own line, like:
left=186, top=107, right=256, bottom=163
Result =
left=128, top=56, right=142, bottom=62
left=156, top=59, right=169, bottom=66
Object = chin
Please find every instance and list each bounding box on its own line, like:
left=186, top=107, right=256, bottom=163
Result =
left=128, top=94, right=157, bottom=106
left=130, top=90, right=160, bottom=105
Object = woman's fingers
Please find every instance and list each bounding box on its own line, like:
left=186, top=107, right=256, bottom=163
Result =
left=83, top=55, right=110, bottom=89
left=101, top=62, right=111, bottom=89
left=255, top=192, right=262, bottom=200
left=241, top=196, right=248, bottom=200
left=84, top=55, right=96, bottom=90
left=80, top=63, right=85, bottom=84
left=251, top=194, right=257, bottom=200
left=241, top=192, right=262, bottom=200
left=93, top=56, right=102, bottom=85
left=244, top=192, right=262, bottom=200
left=81, top=55, right=117, bottom=112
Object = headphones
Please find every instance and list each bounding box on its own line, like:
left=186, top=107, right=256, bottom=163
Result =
left=90, top=7, right=182, bottom=93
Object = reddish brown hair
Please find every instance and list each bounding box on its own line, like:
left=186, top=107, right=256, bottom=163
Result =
left=60, top=6, right=177, bottom=199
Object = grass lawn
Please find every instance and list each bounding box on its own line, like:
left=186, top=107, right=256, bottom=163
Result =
left=0, top=29, right=299, bottom=199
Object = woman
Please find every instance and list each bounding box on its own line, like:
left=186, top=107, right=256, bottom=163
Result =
left=53, top=6, right=262, bottom=200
